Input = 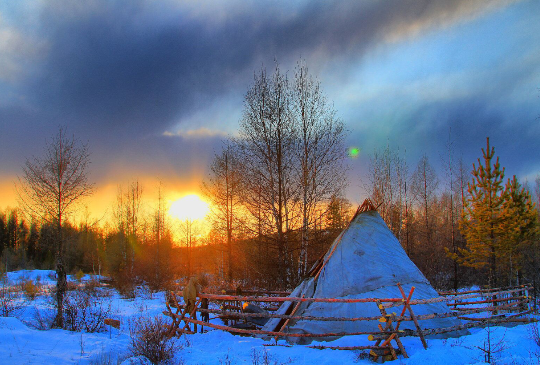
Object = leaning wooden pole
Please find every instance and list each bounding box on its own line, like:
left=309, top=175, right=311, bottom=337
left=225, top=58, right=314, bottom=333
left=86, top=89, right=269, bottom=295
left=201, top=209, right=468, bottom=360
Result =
left=397, top=283, right=427, bottom=349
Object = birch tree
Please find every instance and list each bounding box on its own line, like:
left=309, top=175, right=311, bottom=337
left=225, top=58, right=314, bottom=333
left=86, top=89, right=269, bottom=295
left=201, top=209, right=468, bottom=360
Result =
left=18, top=127, right=93, bottom=328
left=292, top=61, right=346, bottom=277
left=238, top=64, right=297, bottom=286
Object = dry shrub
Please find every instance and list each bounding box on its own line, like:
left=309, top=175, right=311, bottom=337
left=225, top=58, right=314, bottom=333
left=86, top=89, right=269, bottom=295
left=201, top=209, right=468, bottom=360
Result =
left=251, top=348, right=291, bottom=365
left=0, top=283, right=21, bottom=317
left=67, top=281, right=79, bottom=291
left=83, top=276, right=101, bottom=293
left=63, top=289, right=112, bottom=332
left=23, top=280, right=40, bottom=300
left=129, top=316, right=178, bottom=364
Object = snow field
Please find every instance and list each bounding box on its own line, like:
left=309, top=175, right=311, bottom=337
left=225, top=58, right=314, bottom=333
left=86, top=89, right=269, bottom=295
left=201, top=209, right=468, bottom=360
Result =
left=1, top=270, right=539, bottom=364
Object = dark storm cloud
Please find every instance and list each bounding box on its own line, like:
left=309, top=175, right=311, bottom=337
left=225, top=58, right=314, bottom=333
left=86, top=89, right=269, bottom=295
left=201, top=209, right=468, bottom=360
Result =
left=349, top=93, right=539, bottom=186
left=0, top=0, right=524, bottom=193
left=20, top=0, right=512, bottom=136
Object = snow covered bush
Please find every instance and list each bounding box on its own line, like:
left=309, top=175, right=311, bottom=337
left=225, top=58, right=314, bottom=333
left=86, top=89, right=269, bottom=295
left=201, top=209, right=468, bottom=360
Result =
left=129, top=316, right=178, bottom=364
left=63, top=289, right=112, bottom=332
left=30, top=307, right=55, bottom=330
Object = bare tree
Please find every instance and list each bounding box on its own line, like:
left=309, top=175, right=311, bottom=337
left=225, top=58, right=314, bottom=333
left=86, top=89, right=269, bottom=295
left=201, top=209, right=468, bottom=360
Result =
left=411, top=154, right=439, bottom=250
left=366, top=145, right=408, bottom=239
left=115, top=182, right=143, bottom=272
left=202, top=144, right=242, bottom=281
left=179, top=217, right=202, bottom=278
left=18, top=127, right=93, bottom=328
left=292, top=61, right=347, bottom=276
left=238, top=64, right=297, bottom=287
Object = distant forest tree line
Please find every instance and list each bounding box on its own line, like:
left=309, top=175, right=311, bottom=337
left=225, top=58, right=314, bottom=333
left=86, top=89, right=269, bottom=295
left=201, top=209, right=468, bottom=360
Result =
left=2, top=62, right=539, bottom=299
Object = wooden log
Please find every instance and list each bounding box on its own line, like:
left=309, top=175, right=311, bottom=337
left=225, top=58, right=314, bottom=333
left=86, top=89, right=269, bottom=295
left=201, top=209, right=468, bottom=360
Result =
left=199, top=293, right=405, bottom=304
left=165, top=292, right=183, bottom=338
left=308, top=345, right=399, bottom=351
left=449, top=300, right=525, bottom=312
left=164, top=311, right=399, bottom=338
left=182, top=298, right=201, bottom=334
left=199, top=304, right=520, bottom=323
left=220, top=304, right=243, bottom=311
left=395, top=285, right=415, bottom=331
left=224, top=289, right=291, bottom=296
left=415, top=316, right=536, bottom=337
left=104, top=318, right=120, bottom=329
left=382, top=287, right=531, bottom=308
left=197, top=308, right=386, bottom=322
left=274, top=294, right=305, bottom=340
left=446, top=296, right=525, bottom=307
left=387, top=342, right=398, bottom=360
left=438, top=286, right=525, bottom=296
left=457, top=315, right=532, bottom=321
left=398, top=283, right=427, bottom=350
left=368, top=334, right=393, bottom=341
left=375, top=301, right=408, bottom=358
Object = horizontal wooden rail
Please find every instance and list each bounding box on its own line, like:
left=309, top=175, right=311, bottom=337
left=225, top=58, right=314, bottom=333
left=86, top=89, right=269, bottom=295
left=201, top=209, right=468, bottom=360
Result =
left=190, top=298, right=525, bottom=323
left=198, top=293, right=405, bottom=304
left=165, top=284, right=534, bottom=345
left=446, top=296, right=526, bottom=307
left=224, top=289, right=292, bottom=296
left=307, top=345, right=395, bottom=351
left=197, top=308, right=386, bottom=322
left=406, top=287, right=530, bottom=306
left=438, top=285, right=532, bottom=296
left=163, top=311, right=400, bottom=338
left=418, top=315, right=535, bottom=336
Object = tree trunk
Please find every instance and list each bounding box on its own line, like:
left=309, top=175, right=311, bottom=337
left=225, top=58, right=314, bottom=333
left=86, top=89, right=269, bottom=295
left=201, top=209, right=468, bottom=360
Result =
left=54, top=218, right=66, bottom=328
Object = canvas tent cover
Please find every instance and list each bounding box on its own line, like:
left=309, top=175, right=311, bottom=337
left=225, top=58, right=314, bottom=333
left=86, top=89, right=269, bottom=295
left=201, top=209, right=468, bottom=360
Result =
left=262, top=207, right=466, bottom=344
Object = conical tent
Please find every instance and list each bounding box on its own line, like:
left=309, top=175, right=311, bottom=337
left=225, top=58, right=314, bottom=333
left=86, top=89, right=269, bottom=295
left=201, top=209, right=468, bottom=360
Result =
left=262, top=200, right=466, bottom=343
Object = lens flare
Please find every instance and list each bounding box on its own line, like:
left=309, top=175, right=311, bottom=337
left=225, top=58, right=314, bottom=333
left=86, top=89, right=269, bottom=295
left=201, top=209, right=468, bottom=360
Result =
left=348, top=147, right=360, bottom=158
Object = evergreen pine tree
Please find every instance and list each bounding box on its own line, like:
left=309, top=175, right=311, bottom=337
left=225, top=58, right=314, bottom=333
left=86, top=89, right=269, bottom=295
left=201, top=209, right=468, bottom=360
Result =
left=457, top=138, right=506, bottom=286
left=499, top=175, right=539, bottom=285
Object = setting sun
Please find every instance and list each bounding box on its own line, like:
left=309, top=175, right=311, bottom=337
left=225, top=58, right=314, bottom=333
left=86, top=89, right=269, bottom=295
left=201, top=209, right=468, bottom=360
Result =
left=169, top=194, right=210, bottom=221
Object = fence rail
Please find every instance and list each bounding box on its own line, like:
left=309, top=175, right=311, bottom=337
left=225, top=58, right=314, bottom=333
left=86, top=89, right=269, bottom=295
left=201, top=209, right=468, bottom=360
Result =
left=164, top=283, right=535, bottom=360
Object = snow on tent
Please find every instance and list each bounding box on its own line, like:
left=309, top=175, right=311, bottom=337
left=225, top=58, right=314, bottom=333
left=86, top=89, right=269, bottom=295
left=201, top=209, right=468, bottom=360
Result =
left=262, top=199, right=467, bottom=344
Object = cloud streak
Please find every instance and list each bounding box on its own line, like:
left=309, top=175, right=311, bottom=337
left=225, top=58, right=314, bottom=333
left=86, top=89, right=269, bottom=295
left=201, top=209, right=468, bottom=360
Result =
left=0, top=0, right=536, bottom=214
left=6, top=0, right=517, bottom=134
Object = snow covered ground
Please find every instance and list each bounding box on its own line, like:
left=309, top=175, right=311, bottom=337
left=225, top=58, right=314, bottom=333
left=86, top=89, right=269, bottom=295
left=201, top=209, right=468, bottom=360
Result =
left=1, top=270, right=539, bottom=364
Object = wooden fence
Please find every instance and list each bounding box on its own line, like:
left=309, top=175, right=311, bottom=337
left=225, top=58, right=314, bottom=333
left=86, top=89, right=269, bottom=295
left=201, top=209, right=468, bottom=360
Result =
left=163, top=284, right=534, bottom=361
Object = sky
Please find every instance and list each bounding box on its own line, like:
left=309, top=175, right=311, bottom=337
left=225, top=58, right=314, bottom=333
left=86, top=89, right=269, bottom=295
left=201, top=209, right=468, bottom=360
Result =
left=0, top=0, right=539, bottom=221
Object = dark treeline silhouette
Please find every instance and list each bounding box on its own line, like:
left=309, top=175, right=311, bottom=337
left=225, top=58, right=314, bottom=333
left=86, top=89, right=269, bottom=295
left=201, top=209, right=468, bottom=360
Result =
left=4, top=142, right=539, bottom=294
